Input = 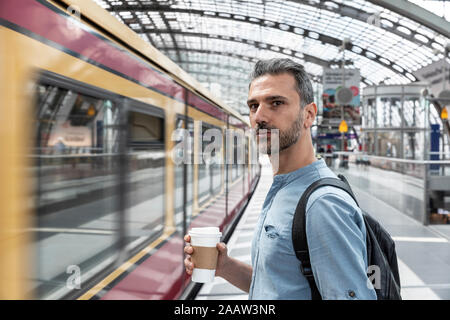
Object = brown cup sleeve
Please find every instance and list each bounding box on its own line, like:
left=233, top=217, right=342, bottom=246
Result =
left=191, top=246, right=219, bottom=270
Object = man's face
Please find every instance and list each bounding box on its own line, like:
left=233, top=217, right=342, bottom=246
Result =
left=247, top=73, right=304, bottom=154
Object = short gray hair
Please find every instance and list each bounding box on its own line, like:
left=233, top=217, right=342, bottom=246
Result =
left=250, top=58, right=314, bottom=108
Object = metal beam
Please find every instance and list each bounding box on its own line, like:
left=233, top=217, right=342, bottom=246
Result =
left=163, top=47, right=326, bottom=85
left=160, top=12, right=181, bottom=62
left=111, top=4, right=417, bottom=80
left=183, top=73, right=248, bottom=92
left=152, top=30, right=348, bottom=67
left=154, top=32, right=374, bottom=84
left=158, top=46, right=373, bottom=85
left=292, top=0, right=443, bottom=52
left=173, top=57, right=321, bottom=81
left=112, top=1, right=439, bottom=51
left=366, top=0, right=450, bottom=39
left=177, top=60, right=250, bottom=75
left=161, top=48, right=325, bottom=82
left=178, top=64, right=249, bottom=85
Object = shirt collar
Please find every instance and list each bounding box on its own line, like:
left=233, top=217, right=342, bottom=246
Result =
left=273, top=158, right=326, bottom=185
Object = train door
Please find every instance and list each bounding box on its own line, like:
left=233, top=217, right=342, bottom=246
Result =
left=124, top=102, right=165, bottom=256
left=173, top=115, right=194, bottom=235
left=32, top=72, right=123, bottom=299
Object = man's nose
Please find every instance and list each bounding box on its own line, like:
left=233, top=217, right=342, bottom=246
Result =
left=253, top=103, right=270, bottom=125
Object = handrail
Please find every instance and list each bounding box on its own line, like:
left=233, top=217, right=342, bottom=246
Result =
left=27, top=151, right=166, bottom=159
left=328, top=152, right=450, bottom=165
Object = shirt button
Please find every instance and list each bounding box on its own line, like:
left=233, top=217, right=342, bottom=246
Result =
left=348, top=290, right=356, bottom=298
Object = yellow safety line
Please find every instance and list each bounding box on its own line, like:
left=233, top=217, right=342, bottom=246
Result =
left=77, top=231, right=174, bottom=300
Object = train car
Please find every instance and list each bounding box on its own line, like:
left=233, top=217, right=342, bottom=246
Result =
left=0, top=0, right=260, bottom=300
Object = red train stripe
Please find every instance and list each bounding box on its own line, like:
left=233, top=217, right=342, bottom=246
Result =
left=0, top=0, right=228, bottom=121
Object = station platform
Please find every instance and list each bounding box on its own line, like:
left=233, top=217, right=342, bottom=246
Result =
left=196, top=158, right=450, bottom=300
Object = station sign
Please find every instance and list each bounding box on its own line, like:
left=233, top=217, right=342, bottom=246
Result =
left=322, top=68, right=361, bottom=126
left=323, top=68, right=361, bottom=106
left=413, top=59, right=450, bottom=98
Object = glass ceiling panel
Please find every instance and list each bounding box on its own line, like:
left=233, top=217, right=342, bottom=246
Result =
left=93, top=0, right=450, bottom=114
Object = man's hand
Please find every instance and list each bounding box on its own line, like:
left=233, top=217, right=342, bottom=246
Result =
left=183, top=234, right=229, bottom=277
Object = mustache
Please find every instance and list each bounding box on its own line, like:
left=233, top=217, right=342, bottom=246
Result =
left=255, top=123, right=278, bottom=135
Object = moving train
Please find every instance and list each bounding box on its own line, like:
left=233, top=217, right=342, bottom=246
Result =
left=0, top=0, right=260, bottom=299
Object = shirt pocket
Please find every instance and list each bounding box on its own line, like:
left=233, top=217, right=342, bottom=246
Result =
left=260, top=223, right=282, bottom=262
left=263, top=224, right=280, bottom=239
left=260, top=222, right=297, bottom=270
left=262, top=221, right=296, bottom=256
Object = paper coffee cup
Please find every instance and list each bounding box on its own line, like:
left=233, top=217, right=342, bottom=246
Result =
left=189, top=227, right=222, bottom=283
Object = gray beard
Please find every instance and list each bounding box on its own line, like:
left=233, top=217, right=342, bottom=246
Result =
left=260, top=111, right=303, bottom=155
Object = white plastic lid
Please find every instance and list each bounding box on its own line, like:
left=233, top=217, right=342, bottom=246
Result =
left=189, top=227, right=222, bottom=237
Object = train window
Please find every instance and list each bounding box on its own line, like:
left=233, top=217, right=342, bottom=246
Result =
left=196, top=123, right=224, bottom=208
left=33, top=83, right=122, bottom=299
left=174, top=116, right=194, bottom=232
left=197, top=123, right=215, bottom=206
left=198, top=124, right=209, bottom=205
left=234, top=139, right=239, bottom=180
left=125, top=110, right=165, bottom=252
left=129, top=112, right=163, bottom=147
left=232, top=131, right=244, bottom=182
left=211, top=127, right=223, bottom=196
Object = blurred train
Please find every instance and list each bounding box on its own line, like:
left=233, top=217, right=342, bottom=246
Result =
left=0, top=0, right=260, bottom=299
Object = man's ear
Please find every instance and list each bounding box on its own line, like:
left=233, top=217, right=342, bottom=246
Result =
left=303, top=102, right=317, bottom=129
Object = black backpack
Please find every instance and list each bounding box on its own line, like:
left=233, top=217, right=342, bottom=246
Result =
left=292, top=174, right=402, bottom=300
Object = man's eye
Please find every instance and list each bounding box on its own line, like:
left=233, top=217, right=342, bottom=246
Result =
left=249, top=104, right=258, bottom=110
left=273, top=101, right=283, bottom=106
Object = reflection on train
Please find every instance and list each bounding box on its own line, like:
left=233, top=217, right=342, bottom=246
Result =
left=0, top=0, right=260, bottom=299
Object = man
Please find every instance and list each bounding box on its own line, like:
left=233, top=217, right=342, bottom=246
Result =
left=184, top=58, right=376, bottom=300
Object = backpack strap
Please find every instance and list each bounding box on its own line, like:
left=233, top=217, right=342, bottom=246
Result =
left=292, top=175, right=359, bottom=300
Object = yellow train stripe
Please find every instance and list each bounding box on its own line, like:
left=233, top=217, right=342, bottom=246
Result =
left=78, top=175, right=245, bottom=300
left=0, top=27, right=32, bottom=300
left=77, top=230, right=174, bottom=300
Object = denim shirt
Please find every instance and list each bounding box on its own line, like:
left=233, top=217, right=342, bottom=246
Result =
left=249, top=159, right=377, bottom=300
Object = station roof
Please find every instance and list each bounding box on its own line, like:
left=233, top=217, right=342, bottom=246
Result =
left=92, top=0, right=450, bottom=115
